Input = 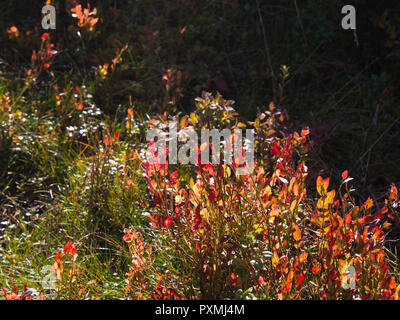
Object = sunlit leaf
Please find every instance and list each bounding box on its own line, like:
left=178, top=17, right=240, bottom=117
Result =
left=316, top=176, right=329, bottom=196
left=293, top=223, right=301, bottom=241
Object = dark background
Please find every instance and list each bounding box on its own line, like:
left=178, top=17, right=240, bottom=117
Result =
left=1, top=0, right=399, bottom=200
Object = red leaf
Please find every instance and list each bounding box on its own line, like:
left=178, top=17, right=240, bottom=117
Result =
left=41, top=33, right=49, bottom=41
left=123, top=229, right=133, bottom=242
left=165, top=217, right=173, bottom=229
left=297, top=273, right=306, bottom=286
left=272, top=141, right=279, bottom=156
left=312, top=264, right=320, bottom=274
left=63, top=242, right=78, bottom=261
left=170, top=171, right=178, bottom=182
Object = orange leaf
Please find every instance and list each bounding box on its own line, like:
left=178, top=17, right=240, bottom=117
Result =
left=270, top=204, right=280, bottom=217
left=389, top=277, right=396, bottom=290
left=301, top=127, right=310, bottom=137
left=104, top=134, right=112, bottom=146
left=299, top=252, right=308, bottom=263
left=389, top=183, right=398, bottom=202
left=269, top=101, right=275, bottom=111
left=180, top=26, right=187, bottom=34
left=78, top=287, right=87, bottom=296
left=363, top=197, right=373, bottom=210
left=293, top=223, right=302, bottom=241
left=345, top=212, right=352, bottom=225
left=293, top=183, right=300, bottom=197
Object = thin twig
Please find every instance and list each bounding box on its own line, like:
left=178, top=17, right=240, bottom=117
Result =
left=294, top=0, right=308, bottom=47
left=256, top=0, right=276, bottom=100
left=350, top=116, right=400, bottom=171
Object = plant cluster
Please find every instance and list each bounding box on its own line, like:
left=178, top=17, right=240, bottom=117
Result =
left=1, top=1, right=399, bottom=301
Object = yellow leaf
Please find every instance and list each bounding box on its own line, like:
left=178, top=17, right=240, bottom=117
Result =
left=223, top=165, right=231, bottom=178
left=316, top=176, right=329, bottom=196
left=325, top=189, right=335, bottom=205
left=180, top=116, right=189, bottom=129
left=290, top=200, right=297, bottom=213
left=395, top=285, right=400, bottom=300
left=317, top=189, right=336, bottom=210
left=200, top=208, right=209, bottom=221
left=272, top=251, right=279, bottom=267
left=317, top=198, right=324, bottom=210
left=190, top=113, right=198, bottom=125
